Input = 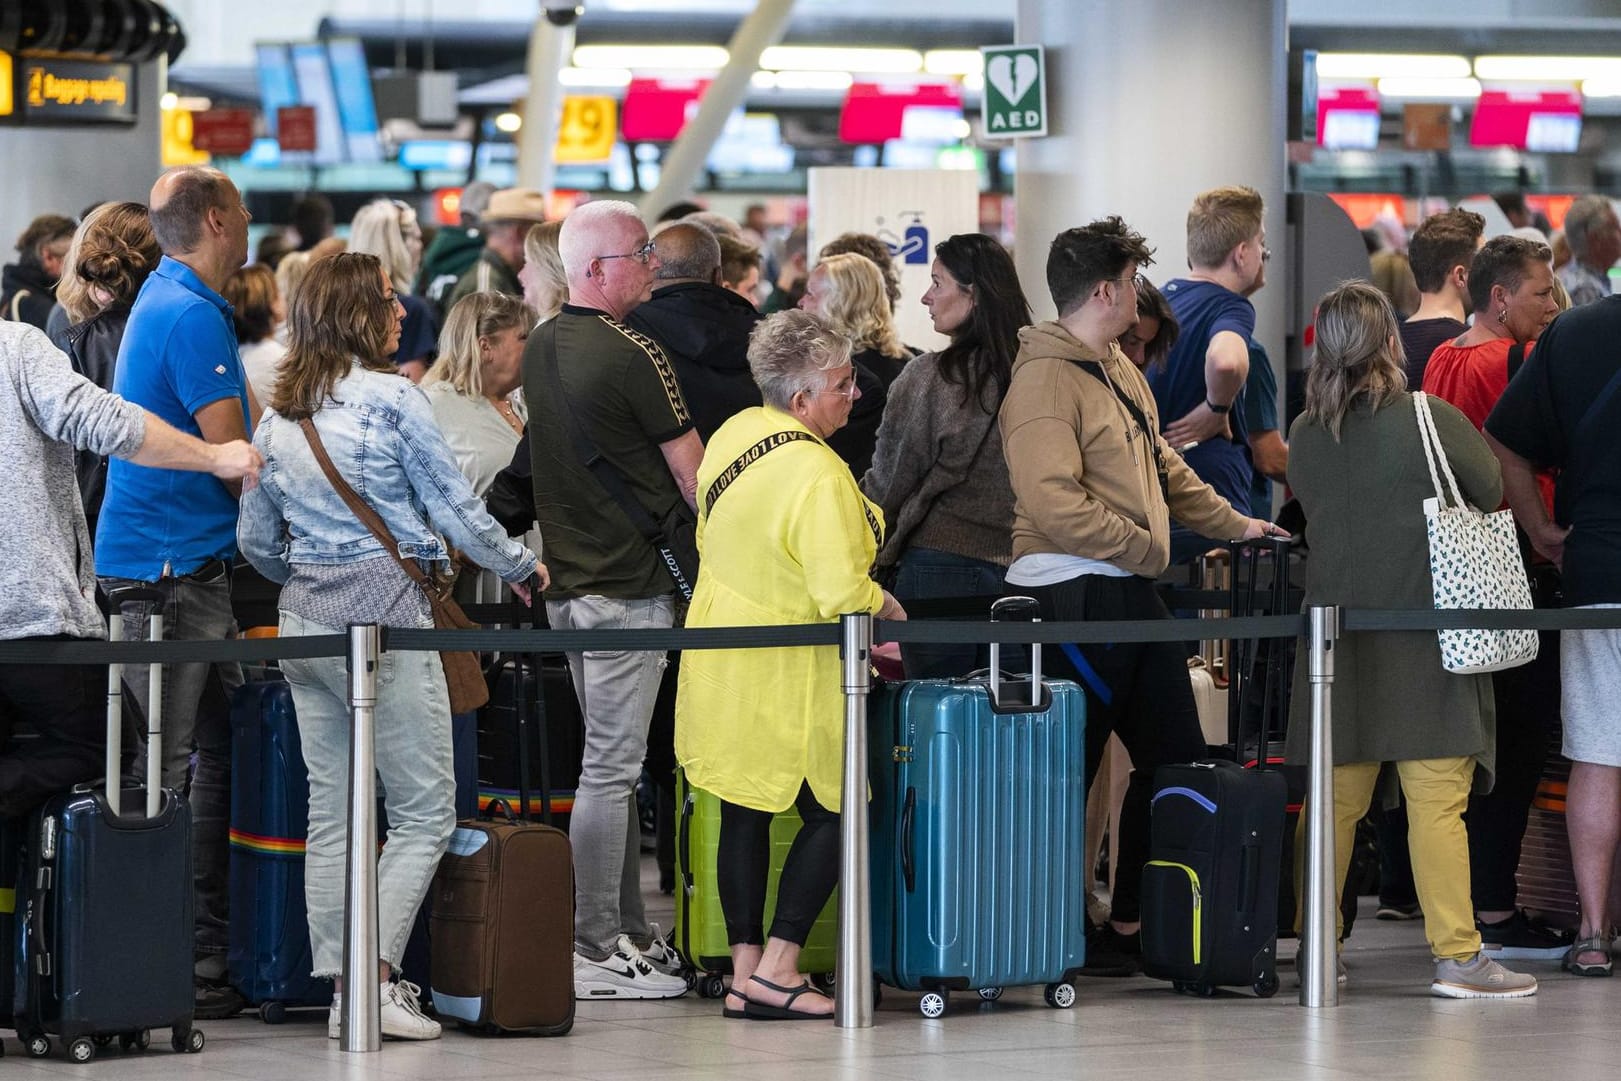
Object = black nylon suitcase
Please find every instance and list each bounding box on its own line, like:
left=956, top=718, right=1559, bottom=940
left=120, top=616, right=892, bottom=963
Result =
left=1141, top=542, right=1289, bottom=997
left=12, top=587, right=201, bottom=1061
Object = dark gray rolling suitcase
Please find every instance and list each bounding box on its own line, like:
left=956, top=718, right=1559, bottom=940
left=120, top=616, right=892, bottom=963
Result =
left=1141, top=542, right=1290, bottom=998
left=12, top=587, right=201, bottom=1061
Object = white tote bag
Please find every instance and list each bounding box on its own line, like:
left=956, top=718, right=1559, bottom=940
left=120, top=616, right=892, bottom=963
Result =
left=1413, top=392, right=1538, bottom=674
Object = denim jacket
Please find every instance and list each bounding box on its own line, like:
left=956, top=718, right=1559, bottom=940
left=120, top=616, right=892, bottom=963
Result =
left=238, top=362, right=537, bottom=584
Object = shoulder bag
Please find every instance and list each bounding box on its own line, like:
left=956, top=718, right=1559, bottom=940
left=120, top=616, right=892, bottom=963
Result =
left=299, top=418, right=492, bottom=713
left=1413, top=392, right=1538, bottom=674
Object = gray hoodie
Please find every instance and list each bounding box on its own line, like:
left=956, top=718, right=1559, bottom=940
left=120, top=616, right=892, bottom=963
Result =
left=0, top=323, right=145, bottom=639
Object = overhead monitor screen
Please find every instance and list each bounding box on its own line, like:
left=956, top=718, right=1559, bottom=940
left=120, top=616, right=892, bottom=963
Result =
left=325, top=37, right=382, bottom=163
left=254, top=43, right=299, bottom=139
left=291, top=41, right=346, bottom=164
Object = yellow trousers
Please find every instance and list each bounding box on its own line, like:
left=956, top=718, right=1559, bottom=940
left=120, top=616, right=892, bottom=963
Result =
left=1295, top=757, right=1480, bottom=962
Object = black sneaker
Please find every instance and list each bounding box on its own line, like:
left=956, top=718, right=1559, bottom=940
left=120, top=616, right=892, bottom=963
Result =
left=1375, top=900, right=1422, bottom=921
left=1080, top=923, right=1141, bottom=977
left=1478, top=910, right=1576, bottom=961
left=194, top=977, right=247, bottom=1020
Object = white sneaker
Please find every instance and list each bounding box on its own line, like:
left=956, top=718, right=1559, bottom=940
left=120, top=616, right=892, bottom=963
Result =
left=327, top=993, right=340, bottom=1039
left=574, top=939, right=689, bottom=1000
left=381, top=979, right=442, bottom=1039
left=637, top=924, right=684, bottom=977
left=1431, top=952, right=1538, bottom=999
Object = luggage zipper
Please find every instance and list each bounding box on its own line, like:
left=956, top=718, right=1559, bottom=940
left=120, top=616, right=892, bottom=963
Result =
left=1146, top=860, right=1202, bottom=965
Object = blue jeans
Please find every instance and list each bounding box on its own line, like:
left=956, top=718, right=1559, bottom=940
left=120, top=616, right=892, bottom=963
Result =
left=546, top=593, right=673, bottom=958
left=279, top=610, right=456, bottom=977
left=892, top=547, right=1013, bottom=680
left=100, top=566, right=241, bottom=961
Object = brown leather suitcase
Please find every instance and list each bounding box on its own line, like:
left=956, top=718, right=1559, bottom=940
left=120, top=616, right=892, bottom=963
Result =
left=429, top=639, right=574, bottom=1035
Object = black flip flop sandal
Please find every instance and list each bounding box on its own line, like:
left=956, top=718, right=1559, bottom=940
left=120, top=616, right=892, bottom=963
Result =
left=743, top=975, right=832, bottom=1021
left=723, top=986, right=750, bottom=1018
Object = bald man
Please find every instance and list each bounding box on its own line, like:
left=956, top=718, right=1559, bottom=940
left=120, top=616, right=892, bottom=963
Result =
left=627, top=222, right=763, bottom=441
left=94, top=166, right=256, bottom=1020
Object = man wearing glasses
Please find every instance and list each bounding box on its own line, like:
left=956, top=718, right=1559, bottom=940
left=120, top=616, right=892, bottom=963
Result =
left=1151, top=185, right=1271, bottom=565
left=521, top=200, right=701, bottom=1000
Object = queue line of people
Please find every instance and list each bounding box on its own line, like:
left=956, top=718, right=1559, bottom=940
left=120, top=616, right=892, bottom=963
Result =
left=3, top=167, right=1616, bottom=1042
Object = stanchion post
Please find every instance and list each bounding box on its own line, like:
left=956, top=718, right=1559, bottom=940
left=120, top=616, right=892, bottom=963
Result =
left=340, top=624, right=382, bottom=1052
left=1300, top=605, right=1339, bottom=1008
left=835, top=612, right=875, bottom=1029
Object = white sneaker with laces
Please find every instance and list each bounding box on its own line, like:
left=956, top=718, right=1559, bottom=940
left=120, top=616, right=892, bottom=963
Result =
left=574, top=938, right=689, bottom=1000
left=638, top=923, right=684, bottom=977
left=380, top=979, right=442, bottom=1039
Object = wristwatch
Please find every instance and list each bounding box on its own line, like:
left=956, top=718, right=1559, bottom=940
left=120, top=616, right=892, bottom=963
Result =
left=1205, top=397, right=1231, bottom=414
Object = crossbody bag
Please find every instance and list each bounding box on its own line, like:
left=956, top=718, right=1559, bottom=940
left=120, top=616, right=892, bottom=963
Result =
left=298, top=418, right=491, bottom=714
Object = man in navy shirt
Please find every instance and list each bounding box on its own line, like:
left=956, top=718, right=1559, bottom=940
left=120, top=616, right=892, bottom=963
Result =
left=95, top=166, right=254, bottom=1020
left=1150, top=186, right=1269, bottom=564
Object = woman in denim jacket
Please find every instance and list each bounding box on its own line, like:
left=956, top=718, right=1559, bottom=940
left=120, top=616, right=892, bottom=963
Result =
left=239, top=253, right=545, bottom=1040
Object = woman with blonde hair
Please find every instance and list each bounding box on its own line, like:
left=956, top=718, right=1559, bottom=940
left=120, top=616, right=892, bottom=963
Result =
left=519, top=220, right=566, bottom=322
left=422, top=290, right=537, bottom=496
left=1285, top=280, right=1535, bottom=1000
left=238, top=252, right=542, bottom=1041
left=349, top=199, right=437, bottom=381
left=798, top=252, right=908, bottom=475
left=51, top=201, right=160, bottom=531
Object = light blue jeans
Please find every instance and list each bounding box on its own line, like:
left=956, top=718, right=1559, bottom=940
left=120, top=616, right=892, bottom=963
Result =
left=545, top=593, right=673, bottom=959
left=279, top=610, right=456, bottom=977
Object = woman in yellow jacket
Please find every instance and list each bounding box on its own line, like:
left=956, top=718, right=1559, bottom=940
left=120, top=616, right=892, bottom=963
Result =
left=677, top=310, right=906, bottom=1021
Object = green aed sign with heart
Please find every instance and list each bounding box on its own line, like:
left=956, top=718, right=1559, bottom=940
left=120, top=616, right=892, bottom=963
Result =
left=980, top=44, right=1047, bottom=139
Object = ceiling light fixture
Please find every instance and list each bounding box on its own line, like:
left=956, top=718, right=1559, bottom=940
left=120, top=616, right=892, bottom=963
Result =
left=759, top=46, right=922, bottom=74
left=1376, top=77, right=1481, bottom=100
left=571, top=44, right=729, bottom=70
left=1315, top=53, right=1471, bottom=81
left=1474, top=55, right=1621, bottom=82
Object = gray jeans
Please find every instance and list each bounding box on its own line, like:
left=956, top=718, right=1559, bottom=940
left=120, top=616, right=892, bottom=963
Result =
left=546, top=593, right=673, bottom=959
left=279, top=610, right=457, bottom=977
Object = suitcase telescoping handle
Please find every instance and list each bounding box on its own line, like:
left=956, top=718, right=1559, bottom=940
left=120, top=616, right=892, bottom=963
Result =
left=102, top=585, right=168, bottom=819
left=988, top=596, right=1043, bottom=711
left=512, top=573, right=554, bottom=826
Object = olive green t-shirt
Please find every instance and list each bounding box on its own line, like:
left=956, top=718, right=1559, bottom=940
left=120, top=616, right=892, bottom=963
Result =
left=523, top=305, right=694, bottom=599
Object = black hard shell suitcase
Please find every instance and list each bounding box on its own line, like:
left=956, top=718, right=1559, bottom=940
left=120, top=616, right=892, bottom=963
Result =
left=12, top=587, right=201, bottom=1061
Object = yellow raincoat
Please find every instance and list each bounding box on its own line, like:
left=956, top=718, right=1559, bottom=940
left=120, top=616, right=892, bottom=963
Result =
left=676, top=406, right=885, bottom=812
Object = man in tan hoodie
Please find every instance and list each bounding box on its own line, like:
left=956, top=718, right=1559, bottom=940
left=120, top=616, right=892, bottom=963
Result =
left=1000, top=216, right=1281, bottom=974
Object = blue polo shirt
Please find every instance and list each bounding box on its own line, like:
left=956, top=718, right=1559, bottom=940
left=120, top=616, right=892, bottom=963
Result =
left=95, top=256, right=249, bottom=580
left=1152, top=278, right=1255, bottom=509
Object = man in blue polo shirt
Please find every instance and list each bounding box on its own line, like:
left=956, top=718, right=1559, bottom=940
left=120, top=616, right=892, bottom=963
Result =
left=95, top=166, right=254, bottom=1020
left=1150, top=185, right=1269, bottom=565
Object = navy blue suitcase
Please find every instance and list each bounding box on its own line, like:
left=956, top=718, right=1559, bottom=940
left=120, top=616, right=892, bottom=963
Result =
left=227, top=679, right=331, bottom=1022
left=12, top=588, right=201, bottom=1061
left=869, top=599, right=1089, bottom=1018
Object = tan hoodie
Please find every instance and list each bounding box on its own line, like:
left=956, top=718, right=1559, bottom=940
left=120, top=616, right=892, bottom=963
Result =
left=999, top=321, right=1251, bottom=578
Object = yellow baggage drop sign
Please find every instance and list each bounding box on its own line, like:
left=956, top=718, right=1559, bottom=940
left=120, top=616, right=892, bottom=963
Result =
left=556, top=95, right=617, bottom=164
left=1, top=53, right=137, bottom=126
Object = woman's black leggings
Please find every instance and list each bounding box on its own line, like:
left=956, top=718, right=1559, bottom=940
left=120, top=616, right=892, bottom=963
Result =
left=717, top=782, right=839, bottom=947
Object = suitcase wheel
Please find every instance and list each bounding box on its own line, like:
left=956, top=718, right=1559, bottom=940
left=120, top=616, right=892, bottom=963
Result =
left=1042, top=982, right=1076, bottom=1009
left=918, top=991, right=948, bottom=1019
left=258, top=1001, right=288, bottom=1024
left=68, top=1038, right=95, bottom=1064
left=171, top=1026, right=204, bottom=1054
left=976, top=987, right=1004, bottom=1003
left=119, top=1030, right=151, bottom=1053
left=92, top=1035, right=115, bottom=1049
left=24, top=1034, right=50, bottom=1058
left=1252, top=971, right=1280, bottom=998
left=697, top=974, right=726, bottom=1000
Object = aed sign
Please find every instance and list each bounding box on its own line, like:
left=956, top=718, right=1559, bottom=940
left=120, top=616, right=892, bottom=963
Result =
left=1, top=52, right=137, bottom=126
left=979, top=44, right=1046, bottom=139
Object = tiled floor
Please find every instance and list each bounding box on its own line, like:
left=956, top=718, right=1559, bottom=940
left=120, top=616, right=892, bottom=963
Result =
left=9, top=864, right=1615, bottom=1081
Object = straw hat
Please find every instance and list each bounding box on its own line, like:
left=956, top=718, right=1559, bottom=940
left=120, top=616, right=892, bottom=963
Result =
left=482, top=187, right=549, bottom=225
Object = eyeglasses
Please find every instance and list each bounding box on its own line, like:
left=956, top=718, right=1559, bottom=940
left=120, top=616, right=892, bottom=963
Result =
left=1113, top=273, right=1148, bottom=291
left=812, top=374, right=858, bottom=400
left=597, top=240, right=656, bottom=266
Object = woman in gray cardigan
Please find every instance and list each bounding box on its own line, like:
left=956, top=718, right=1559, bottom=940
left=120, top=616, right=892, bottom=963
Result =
left=862, top=234, right=1030, bottom=678
left=1285, top=281, right=1535, bottom=1000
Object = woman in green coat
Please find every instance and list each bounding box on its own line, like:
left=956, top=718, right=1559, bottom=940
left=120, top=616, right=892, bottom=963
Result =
left=1285, top=281, right=1535, bottom=1000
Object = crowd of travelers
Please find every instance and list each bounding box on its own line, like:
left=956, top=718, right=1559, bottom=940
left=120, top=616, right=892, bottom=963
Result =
left=2, top=166, right=1619, bottom=1037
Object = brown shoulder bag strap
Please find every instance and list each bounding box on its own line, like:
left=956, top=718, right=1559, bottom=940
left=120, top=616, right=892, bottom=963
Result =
left=297, top=417, right=436, bottom=594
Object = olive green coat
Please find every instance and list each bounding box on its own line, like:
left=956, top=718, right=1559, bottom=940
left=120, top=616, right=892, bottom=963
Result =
left=1284, top=393, right=1503, bottom=792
